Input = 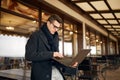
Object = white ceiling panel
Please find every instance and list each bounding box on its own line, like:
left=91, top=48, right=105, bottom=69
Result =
left=97, top=20, right=108, bottom=24
left=115, top=13, right=120, bottom=18
left=101, top=13, right=114, bottom=18
left=104, top=25, right=111, bottom=28
left=112, top=32, right=117, bottom=34
left=90, top=14, right=102, bottom=19
left=116, top=29, right=120, bottom=31
left=107, top=20, right=118, bottom=24
left=76, top=3, right=94, bottom=11
left=108, top=29, right=114, bottom=31
left=107, top=0, right=120, bottom=10
left=90, top=1, right=109, bottom=11
left=112, top=26, right=120, bottom=28
left=113, top=33, right=118, bottom=34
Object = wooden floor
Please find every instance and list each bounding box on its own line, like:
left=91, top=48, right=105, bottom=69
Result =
left=105, top=66, right=120, bottom=80
left=96, top=65, right=120, bottom=80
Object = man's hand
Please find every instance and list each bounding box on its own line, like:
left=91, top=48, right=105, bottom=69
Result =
left=53, top=52, right=64, bottom=58
left=71, top=62, right=78, bottom=68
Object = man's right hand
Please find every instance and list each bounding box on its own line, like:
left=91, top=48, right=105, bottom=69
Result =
left=53, top=52, right=64, bottom=58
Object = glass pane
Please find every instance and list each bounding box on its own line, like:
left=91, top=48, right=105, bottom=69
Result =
left=102, top=37, right=106, bottom=55
left=86, top=30, right=90, bottom=49
left=58, top=29, right=63, bottom=54
left=64, top=30, right=73, bottom=56
left=73, top=25, right=78, bottom=56
left=109, top=41, right=115, bottom=55
left=96, top=35, right=102, bottom=55
left=73, top=33, right=78, bottom=57
left=64, top=21, right=73, bottom=31
left=0, top=11, right=39, bottom=35
left=90, top=32, right=96, bottom=55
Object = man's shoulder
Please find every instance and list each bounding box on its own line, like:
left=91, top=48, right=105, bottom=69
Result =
left=32, top=29, right=42, bottom=35
left=30, top=29, right=44, bottom=37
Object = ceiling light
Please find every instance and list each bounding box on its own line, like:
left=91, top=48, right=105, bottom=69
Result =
left=70, top=31, right=73, bottom=35
left=32, top=20, right=37, bottom=23
left=6, top=21, right=14, bottom=30
left=100, top=41, right=102, bottom=43
left=6, top=26, right=14, bottom=30
left=96, top=39, right=99, bottom=42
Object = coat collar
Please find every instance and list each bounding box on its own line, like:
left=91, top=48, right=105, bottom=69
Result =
left=38, top=30, right=51, bottom=50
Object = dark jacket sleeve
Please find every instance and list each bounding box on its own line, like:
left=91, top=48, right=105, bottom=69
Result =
left=25, top=31, right=53, bottom=61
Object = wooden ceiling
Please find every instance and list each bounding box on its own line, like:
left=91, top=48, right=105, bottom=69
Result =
left=69, top=0, right=120, bottom=39
left=0, top=0, right=120, bottom=39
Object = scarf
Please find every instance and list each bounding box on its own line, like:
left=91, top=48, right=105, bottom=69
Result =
left=41, top=23, right=59, bottom=52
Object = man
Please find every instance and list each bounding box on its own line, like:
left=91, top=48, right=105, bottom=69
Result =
left=25, top=14, right=65, bottom=80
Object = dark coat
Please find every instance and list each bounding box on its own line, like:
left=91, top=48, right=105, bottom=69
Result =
left=25, top=28, right=65, bottom=80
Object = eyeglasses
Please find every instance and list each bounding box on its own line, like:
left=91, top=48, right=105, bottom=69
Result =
left=51, top=23, right=61, bottom=30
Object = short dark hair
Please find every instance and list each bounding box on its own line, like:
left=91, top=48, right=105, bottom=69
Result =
left=48, top=14, right=62, bottom=24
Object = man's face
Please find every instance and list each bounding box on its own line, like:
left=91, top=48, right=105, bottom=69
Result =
left=47, top=20, right=61, bottom=34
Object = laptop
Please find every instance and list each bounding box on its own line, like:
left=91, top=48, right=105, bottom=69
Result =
left=53, top=49, right=91, bottom=67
